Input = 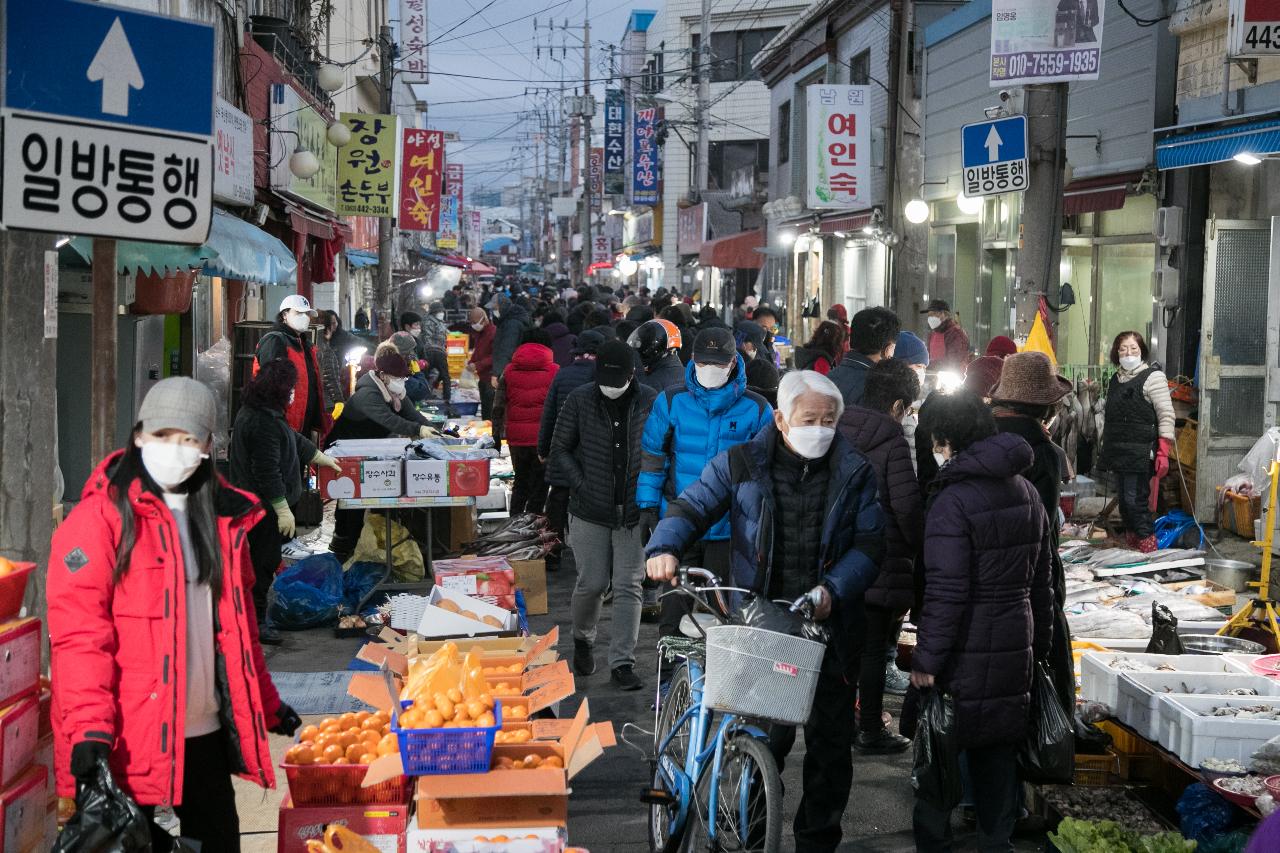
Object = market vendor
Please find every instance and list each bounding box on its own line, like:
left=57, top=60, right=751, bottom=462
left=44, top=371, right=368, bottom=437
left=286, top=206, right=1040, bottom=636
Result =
left=646, top=370, right=885, bottom=852
left=255, top=293, right=326, bottom=437
left=47, top=377, right=299, bottom=852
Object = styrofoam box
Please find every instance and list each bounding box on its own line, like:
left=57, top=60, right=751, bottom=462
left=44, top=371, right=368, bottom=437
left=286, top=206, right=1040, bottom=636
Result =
left=1156, top=694, right=1280, bottom=767
left=475, top=481, right=509, bottom=511
left=1079, top=652, right=1251, bottom=710
left=1115, top=670, right=1280, bottom=741
left=415, top=586, right=517, bottom=638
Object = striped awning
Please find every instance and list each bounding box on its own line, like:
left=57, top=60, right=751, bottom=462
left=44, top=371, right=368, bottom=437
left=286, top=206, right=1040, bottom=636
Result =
left=1156, top=117, right=1280, bottom=170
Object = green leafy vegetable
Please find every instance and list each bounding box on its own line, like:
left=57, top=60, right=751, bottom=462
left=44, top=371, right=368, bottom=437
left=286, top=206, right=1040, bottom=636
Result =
left=1048, top=818, right=1196, bottom=853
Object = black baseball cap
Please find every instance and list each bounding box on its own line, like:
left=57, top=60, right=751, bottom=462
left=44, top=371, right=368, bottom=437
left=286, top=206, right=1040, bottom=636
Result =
left=693, top=327, right=736, bottom=366
left=595, top=339, right=635, bottom=388
left=573, top=329, right=607, bottom=356
left=920, top=299, right=951, bottom=314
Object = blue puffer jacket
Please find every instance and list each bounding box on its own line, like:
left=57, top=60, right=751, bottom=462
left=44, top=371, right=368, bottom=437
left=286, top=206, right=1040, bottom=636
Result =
left=637, top=355, right=772, bottom=540
left=645, top=423, right=885, bottom=640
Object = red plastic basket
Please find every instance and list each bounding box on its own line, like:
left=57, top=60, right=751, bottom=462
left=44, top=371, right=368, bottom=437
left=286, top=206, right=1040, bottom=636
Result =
left=392, top=699, right=502, bottom=775
left=0, top=564, right=35, bottom=622
left=281, top=762, right=410, bottom=806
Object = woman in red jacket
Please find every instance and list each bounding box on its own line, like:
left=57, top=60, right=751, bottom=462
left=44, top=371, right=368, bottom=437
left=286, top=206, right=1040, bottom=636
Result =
left=493, top=329, right=560, bottom=515
left=48, top=378, right=298, bottom=853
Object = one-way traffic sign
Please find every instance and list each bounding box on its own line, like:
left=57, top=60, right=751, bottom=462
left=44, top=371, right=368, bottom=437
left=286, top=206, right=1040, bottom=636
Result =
left=961, top=116, right=1028, bottom=198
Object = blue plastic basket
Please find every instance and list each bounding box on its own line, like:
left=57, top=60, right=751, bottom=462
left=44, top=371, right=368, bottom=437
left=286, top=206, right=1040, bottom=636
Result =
left=391, top=699, right=503, bottom=775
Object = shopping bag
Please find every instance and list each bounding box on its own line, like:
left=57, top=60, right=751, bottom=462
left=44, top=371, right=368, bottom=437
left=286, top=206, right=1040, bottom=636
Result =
left=347, top=512, right=425, bottom=582
left=53, top=756, right=151, bottom=852
left=1145, top=601, right=1184, bottom=655
left=266, top=553, right=345, bottom=629
left=1018, top=660, right=1076, bottom=783
left=911, top=688, right=963, bottom=810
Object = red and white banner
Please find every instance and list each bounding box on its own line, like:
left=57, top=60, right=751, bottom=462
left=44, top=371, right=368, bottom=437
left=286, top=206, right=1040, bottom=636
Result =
left=589, top=147, right=604, bottom=200
left=399, top=129, right=444, bottom=231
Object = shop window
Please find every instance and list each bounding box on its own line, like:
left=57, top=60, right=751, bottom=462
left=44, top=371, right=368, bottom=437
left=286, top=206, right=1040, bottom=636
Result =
left=1099, top=194, right=1156, bottom=236
left=1097, top=243, right=1156, bottom=364
left=693, top=28, right=782, bottom=82
left=1057, top=245, right=1094, bottom=366
left=848, top=49, right=870, bottom=86
left=777, top=101, right=791, bottom=164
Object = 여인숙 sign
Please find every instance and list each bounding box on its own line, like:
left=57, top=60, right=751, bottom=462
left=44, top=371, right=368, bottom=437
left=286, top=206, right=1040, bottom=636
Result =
left=399, top=128, right=444, bottom=231
left=806, top=85, right=870, bottom=210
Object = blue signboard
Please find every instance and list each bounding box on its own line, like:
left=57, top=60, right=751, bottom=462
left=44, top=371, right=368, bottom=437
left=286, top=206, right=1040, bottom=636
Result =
left=961, top=116, right=1027, bottom=169
left=632, top=106, right=660, bottom=206
left=4, top=0, right=215, bottom=137
left=604, top=89, right=626, bottom=195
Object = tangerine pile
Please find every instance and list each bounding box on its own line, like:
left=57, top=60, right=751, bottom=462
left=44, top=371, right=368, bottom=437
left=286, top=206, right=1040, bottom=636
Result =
left=398, top=687, right=497, bottom=729
left=488, top=681, right=520, bottom=695
left=493, top=753, right=563, bottom=770
left=283, top=711, right=398, bottom=766
left=482, top=664, right=523, bottom=675
left=493, top=728, right=533, bottom=744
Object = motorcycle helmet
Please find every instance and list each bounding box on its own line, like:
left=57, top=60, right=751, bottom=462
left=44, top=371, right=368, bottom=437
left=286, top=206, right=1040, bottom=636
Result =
left=627, top=319, right=683, bottom=366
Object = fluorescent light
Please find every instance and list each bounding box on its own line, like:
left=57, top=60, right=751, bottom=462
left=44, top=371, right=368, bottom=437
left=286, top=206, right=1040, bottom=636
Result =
left=1234, top=152, right=1263, bottom=165
left=955, top=192, right=982, bottom=215
left=55, top=236, right=71, bottom=248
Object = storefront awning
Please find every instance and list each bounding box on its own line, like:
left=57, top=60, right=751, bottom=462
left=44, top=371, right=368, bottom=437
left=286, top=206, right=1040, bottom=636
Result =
left=345, top=248, right=378, bottom=269
left=469, top=259, right=496, bottom=274
left=419, top=249, right=468, bottom=268
left=68, top=209, right=297, bottom=284
left=699, top=229, right=765, bottom=270
left=818, top=213, right=873, bottom=234
left=1155, top=117, right=1280, bottom=170
left=1062, top=172, right=1141, bottom=216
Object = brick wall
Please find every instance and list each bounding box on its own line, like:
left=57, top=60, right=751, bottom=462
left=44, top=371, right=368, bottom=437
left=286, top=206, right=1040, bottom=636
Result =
left=1171, top=0, right=1280, bottom=102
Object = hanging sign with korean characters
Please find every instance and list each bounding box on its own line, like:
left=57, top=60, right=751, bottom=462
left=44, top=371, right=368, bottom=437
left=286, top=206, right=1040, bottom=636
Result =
left=990, top=0, right=1104, bottom=84
left=604, top=89, right=626, bottom=195
left=213, top=98, right=253, bottom=206
left=337, top=113, right=397, bottom=217
left=806, top=85, right=870, bottom=210
left=399, top=128, right=444, bottom=231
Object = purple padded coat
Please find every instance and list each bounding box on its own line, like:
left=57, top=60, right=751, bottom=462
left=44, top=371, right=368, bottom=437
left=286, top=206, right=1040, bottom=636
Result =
left=912, top=431, right=1055, bottom=749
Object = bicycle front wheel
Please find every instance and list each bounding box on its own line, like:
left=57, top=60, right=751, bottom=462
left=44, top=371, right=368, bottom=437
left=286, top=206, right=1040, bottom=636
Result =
left=686, top=733, right=782, bottom=853
left=649, top=664, right=694, bottom=853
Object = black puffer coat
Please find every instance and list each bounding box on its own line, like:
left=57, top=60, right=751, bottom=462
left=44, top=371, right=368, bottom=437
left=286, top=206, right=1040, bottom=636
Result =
left=769, top=441, right=829, bottom=601
left=547, top=382, right=657, bottom=527
left=838, top=405, right=923, bottom=614
left=640, top=351, right=685, bottom=392
left=230, top=404, right=317, bottom=508
left=537, top=357, right=597, bottom=462
left=912, top=432, right=1054, bottom=749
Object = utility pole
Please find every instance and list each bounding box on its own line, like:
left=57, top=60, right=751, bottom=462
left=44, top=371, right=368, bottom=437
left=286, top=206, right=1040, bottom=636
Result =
left=579, top=14, right=592, bottom=285
left=1012, top=83, right=1068, bottom=338
left=888, top=0, right=928, bottom=315
left=90, top=239, right=117, bottom=463
left=695, top=0, right=711, bottom=196
left=376, top=24, right=395, bottom=332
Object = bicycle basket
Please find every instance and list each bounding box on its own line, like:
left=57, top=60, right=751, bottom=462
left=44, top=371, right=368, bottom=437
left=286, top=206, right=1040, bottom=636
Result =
left=702, top=625, right=825, bottom=725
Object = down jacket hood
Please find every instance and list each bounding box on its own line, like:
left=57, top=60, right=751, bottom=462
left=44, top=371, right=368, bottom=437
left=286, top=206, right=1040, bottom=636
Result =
left=683, top=352, right=749, bottom=415
left=510, top=341, right=555, bottom=370
left=839, top=405, right=903, bottom=459
left=935, top=431, right=1034, bottom=485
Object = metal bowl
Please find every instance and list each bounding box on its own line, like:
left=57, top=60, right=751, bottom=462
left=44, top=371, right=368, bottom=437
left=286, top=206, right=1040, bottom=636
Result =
left=1205, top=559, right=1259, bottom=593
left=1180, top=634, right=1266, bottom=656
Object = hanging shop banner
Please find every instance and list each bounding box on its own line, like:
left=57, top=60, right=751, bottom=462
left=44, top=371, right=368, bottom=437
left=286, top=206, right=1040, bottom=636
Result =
left=677, top=203, right=707, bottom=255
left=591, top=235, right=612, bottom=265
left=805, top=85, right=871, bottom=210
left=589, top=147, right=604, bottom=201
left=604, top=89, right=626, bottom=195
left=399, top=128, right=444, bottom=231
left=213, top=98, right=254, bottom=206
left=989, top=0, right=1104, bottom=85
left=467, top=209, right=482, bottom=255
left=337, top=113, right=397, bottom=217
left=269, top=83, right=336, bottom=211
left=400, top=0, right=428, bottom=83
left=633, top=107, right=660, bottom=206
left=446, top=162, right=463, bottom=201
left=437, top=196, right=459, bottom=248
left=1229, top=0, right=1280, bottom=56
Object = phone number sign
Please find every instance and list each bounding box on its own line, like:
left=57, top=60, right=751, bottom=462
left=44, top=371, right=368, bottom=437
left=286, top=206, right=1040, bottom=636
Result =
left=1230, top=0, right=1280, bottom=55
left=989, top=0, right=1105, bottom=85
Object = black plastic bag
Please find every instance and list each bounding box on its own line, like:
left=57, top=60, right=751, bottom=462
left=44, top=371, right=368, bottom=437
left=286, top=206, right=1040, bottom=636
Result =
left=911, top=688, right=963, bottom=810
left=53, top=756, right=151, bottom=852
left=1145, top=602, right=1184, bottom=655
left=733, top=595, right=827, bottom=643
left=1018, top=661, right=1075, bottom=784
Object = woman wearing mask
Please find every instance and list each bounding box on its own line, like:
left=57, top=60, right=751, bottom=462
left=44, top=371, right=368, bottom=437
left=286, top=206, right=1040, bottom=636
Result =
left=315, top=310, right=362, bottom=411
left=1099, top=331, right=1175, bottom=552
left=254, top=294, right=326, bottom=436
left=230, top=359, right=342, bottom=644
left=493, top=329, right=560, bottom=515
left=48, top=378, right=298, bottom=852
left=794, top=321, right=848, bottom=375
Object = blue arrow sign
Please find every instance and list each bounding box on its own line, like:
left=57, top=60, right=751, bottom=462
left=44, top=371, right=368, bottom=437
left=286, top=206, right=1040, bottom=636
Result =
left=4, top=0, right=214, bottom=137
left=961, top=116, right=1027, bottom=169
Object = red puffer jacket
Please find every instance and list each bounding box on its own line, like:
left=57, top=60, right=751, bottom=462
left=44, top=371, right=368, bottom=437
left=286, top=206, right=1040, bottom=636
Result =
left=495, top=343, right=559, bottom=447
left=47, top=452, right=281, bottom=806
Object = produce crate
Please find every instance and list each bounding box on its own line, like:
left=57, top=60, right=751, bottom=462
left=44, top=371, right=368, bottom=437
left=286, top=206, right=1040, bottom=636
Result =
left=1078, top=652, right=1249, bottom=711
left=391, top=700, right=502, bottom=775
left=0, top=565, right=35, bottom=623
left=1217, top=488, right=1261, bottom=536
left=1096, top=720, right=1156, bottom=759
left=1115, top=670, right=1280, bottom=741
left=1073, top=750, right=1119, bottom=786
left=281, top=763, right=410, bottom=807
left=1174, top=419, right=1197, bottom=469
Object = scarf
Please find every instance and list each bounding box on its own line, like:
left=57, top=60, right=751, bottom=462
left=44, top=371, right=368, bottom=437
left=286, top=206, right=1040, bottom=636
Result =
left=368, top=373, right=402, bottom=413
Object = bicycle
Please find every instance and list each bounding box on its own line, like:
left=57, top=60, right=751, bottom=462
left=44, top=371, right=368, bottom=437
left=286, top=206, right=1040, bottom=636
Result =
left=625, top=568, right=826, bottom=853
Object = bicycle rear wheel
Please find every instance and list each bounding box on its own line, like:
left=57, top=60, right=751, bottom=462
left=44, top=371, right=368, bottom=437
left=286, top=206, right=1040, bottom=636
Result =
left=685, top=733, right=782, bottom=853
left=649, top=664, right=694, bottom=853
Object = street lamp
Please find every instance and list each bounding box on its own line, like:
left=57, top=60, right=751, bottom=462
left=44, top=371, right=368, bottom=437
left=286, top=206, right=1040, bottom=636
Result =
left=289, top=147, right=321, bottom=179
left=317, top=64, right=345, bottom=93
left=778, top=230, right=796, bottom=246
left=955, top=192, right=982, bottom=215
left=904, top=198, right=930, bottom=224
left=326, top=121, right=352, bottom=147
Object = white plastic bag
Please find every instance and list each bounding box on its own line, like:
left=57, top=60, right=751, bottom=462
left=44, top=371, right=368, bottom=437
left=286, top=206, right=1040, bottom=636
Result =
left=1238, top=427, right=1280, bottom=501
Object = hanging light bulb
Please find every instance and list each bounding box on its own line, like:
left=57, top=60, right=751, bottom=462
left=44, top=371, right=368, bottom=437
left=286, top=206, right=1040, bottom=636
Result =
left=317, top=63, right=344, bottom=93
left=955, top=192, right=983, bottom=215
left=289, top=146, right=321, bottom=179
left=326, top=121, right=352, bottom=147
left=904, top=198, right=930, bottom=224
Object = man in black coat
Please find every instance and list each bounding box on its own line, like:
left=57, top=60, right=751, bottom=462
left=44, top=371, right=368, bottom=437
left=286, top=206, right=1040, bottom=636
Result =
left=735, top=320, right=780, bottom=407
left=549, top=339, right=657, bottom=690
left=628, top=319, right=684, bottom=392
left=829, top=307, right=900, bottom=407
left=489, top=293, right=532, bottom=378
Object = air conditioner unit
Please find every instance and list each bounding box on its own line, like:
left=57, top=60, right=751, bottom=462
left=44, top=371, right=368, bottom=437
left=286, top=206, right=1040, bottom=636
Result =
left=1152, top=260, right=1180, bottom=306
left=1153, top=206, right=1184, bottom=247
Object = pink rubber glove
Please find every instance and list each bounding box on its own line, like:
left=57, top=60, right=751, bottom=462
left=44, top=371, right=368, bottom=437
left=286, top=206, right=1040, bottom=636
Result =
left=1154, top=437, right=1172, bottom=480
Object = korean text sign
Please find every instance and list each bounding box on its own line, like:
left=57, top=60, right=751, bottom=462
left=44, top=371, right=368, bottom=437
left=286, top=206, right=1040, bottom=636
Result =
left=399, top=129, right=443, bottom=231
left=633, top=107, right=660, bottom=205
left=589, top=147, right=604, bottom=200
left=604, top=89, right=626, bottom=194
left=990, top=0, right=1104, bottom=85
left=805, top=85, right=870, bottom=210
left=337, top=113, right=397, bottom=217
left=400, top=0, right=428, bottom=83
left=437, top=163, right=463, bottom=249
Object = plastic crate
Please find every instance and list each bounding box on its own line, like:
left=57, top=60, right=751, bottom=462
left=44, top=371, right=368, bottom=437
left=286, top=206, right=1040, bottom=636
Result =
left=0, top=565, right=34, bottom=623
left=1217, top=488, right=1261, bottom=536
left=392, top=700, right=502, bottom=775
left=1073, top=750, right=1118, bottom=786
left=281, top=762, right=410, bottom=807
left=1115, top=670, right=1280, bottom=741
left=1079, top=652, right=1251, bottom=711
left=1156, top=694, right=1280, bottom=767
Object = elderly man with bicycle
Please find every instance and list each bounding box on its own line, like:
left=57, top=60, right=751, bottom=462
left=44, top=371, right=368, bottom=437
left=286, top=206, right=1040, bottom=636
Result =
left=645, top=370, right=885, bottom=853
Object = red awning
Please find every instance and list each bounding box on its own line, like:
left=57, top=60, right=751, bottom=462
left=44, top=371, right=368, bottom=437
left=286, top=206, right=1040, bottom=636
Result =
left=469, top=259, right=496, bottom=274
left=1062, top=172, right=1142, bottom=216
left=818, top=212, right=872, bottom=234
left=699, top=229, right=765, bottom=269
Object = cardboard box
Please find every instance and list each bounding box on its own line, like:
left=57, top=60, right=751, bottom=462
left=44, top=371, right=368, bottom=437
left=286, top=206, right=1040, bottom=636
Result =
left=0, top=621, right=39, bottom=709
left=276, top=797, right=410, bottom=853
left=0, top=767, right=45, bottom=853
left=404, top=458, right=449, bottom=497
left=318, top=456, right=404, bottom=500
left=0, top=697, right=38, bottom=788
left=405, top=822, right=565, bottom=852
left=511, top=559, right=548, bottom=616
left=435, top=563, right=517, bottom=610
left=447, top=505, right=478, bottom=552
left=416, top=587, right=517, bottom=638
left=449, top=460, right=491, bottom=496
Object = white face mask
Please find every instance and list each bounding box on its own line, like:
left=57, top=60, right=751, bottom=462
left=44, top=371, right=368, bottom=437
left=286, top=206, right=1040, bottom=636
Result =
left=409, top=327, right=422, bottom=338
left=1119, top=355, right=1142, bottom=371
left=471, top=321, right=486, bottom=332
left=385, top=377, right=407, bottom=398
left=785, top=425, right=835, bottom=459
left=286, top=311, right=311, bottom=332
left=927, top=315, right=943, bottom=330
left=433, top=312, right=445, bottom=320
left=139, top=442, right=207, bottom=490
left=600, top=381, right=630, bottom=400
left=933, top=451, right=948, bottom=468
left=695, top=363, right=731, bottom=389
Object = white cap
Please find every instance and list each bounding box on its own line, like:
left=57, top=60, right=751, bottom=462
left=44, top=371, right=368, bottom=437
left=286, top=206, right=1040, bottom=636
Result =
left=280, top=294, right=317, bottom=316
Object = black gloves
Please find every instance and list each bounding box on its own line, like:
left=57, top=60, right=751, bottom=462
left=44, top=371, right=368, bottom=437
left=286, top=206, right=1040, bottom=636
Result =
left=71, top=740, right=110, bottom=782
left=269, top=703, right=302, bottom=737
